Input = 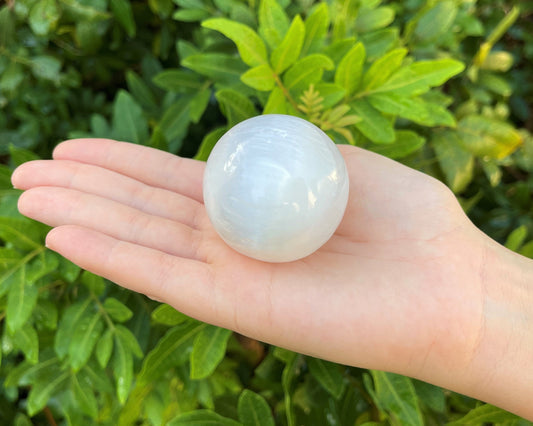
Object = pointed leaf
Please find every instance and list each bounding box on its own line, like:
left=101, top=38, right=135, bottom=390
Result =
left=115, top=325, right=143, bottom=358
left=103, top=297, right=133, bottom=322
left=301, top=3, right=329, bottom=55
left=110, top=0, right=136, bottom=37
left=113, top=333, right=133, bottom=404
left=258, top=0, right=289, bottom=49
left=168, top=409, right=242, bottom=426
left=241, top=65, right=276, bottom=91
left=28, top=0, right=60, bottom=36
left=195, top=127, right=227, bottom=161
left=363, top=48, right=407, bottom=91
left=370, top=130, right=425, bottom=159
left=378, top=59, right=465, bottom=96
left=271, top=15, right=305, bottom=74
left=68, top=310, right=104, bottom=371
left=264, top=86, right=287, bottom=115
left=71, top=373, right=98, bottom=419
left=0, top=217, right=45, bottom=250
left=284, top=54, right=334, bottom=92
left=55, top=298, right=92, bottom=359
left=457, top=115, right=522, bottom=159
left=27, top=370, right=69, bottom=416
left=181, top=53, right=247, bottom=84
left=137, top=321, right=206, bottom=385
left=307, top=357, right=345, bottom=399
left=11, top=324, right=39, bottom=364
left=190, top=88, right=211, bottom=123
left=81, top=270, right=106, bottom=296
left=447, top=404, right=523, bottom=425
left=414, top=1, right=457, bottom=42
left=351, top=98, right=395, bottom=144
left=433, top=130, right=474, bottom=194
left=355, top=6, right=395, bottom=33
left=215, top=89, right=257, bottom=127
left=7, top=266, right=38, bottom=332
left=126, top=70, right=158, bottom=112
left=151, top=304, right=190, bottom=325
left=370, top=371, right=423, bottom=426
left=238, top=390, right=275, bottom=426
left=202, top=18, right=267, bottom=67
left=112, top=90, right=149, bottom=144
left=504, top=226, right=528, bottom=252
left=96, top=328, right=114, bottom=368
left=190, top=325, right=232, bottom=379
left=334, top=42, right=366, bottom=97
left=153, top=69, right=204, bottom=92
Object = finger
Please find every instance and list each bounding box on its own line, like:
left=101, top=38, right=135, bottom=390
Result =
left=45, top=225, right=215, bottom=321
left=19, top=187, right=204, bottom=260
left=53, top=139, right=206, bottom=203
left=12, top=159, right=205, bottom=229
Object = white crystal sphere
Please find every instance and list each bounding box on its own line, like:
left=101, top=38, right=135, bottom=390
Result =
left=203, top=114, right=349, bottom=263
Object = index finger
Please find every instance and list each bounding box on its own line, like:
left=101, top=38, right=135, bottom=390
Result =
left=53, top=139, right=206, bottom=203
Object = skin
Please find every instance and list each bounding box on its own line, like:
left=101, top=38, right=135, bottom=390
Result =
left=11, top=139, right=533, bottom=419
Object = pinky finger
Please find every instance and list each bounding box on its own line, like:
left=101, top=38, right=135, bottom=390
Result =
left=46, top=225, right=214, bottom=319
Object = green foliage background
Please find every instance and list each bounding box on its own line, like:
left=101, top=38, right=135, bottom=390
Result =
left=1, top=0, right=533, bottom=424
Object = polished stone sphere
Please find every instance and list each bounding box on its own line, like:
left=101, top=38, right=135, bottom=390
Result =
left=203, top=114, right=349, bottom=262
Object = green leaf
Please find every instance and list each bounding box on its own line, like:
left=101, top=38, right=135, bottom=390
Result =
left=0, top=62, right=25, bottom=92
left=137, top=321, right=206, bottom=385
left=0, top=217, right=44, bottom=250
left=215, top=89, right=257, bottom=127
left=284, top=54, right=334, bottom=92
left=414, top=1, right=457, bottom=42
left=190, top=325, right=232, bottom=379
left=9, top=144, right=40, bottom=166
left=362, top=48, right=407, bottom=91
left=182, top=53, right=247, bottom=84
left=359, top=28, right=399, bottom=61
left=457, top=115, right=523, bottom=159
left=153, top=69, right=204, bottom=92
left=202, top=18, right=268, bottom=67
left=33, top=299, right=58, bottom=331
left=110, top=0, right=136, bottom=37
left=96, top=328, right=114, bottom=368
left=81, top=270, right=106, bottom=296
left=315, top=83, right=346, bottom=109
left=412, top=380, right=446, bottom=414
left=481, top=159, right=502, bottom=187
left=271, top=15, right=305, bottom=74
left=113, top=333, right=134, bottom=404
left=104, top=297, right=133, bottom=322
left=7, top=266, right=38, bottom=333
left=370, top=130, right=425, bottom=159
left=370, top=371, right=423, bottom=426
left=433, top=130, right=474, bottom=194
left=355, top=6, right=395, bottom=33
left=126, top=70, right=158, bottom=112
left=168, top=409, right=242, bottom=426
left=504, top=225, right=528, bottom=252
left=378, top=59, right=465, bottom=96
left=263, top=87, right=287, bottom=115
left=351, top=98, right=395, bottom=144
left=241, top=65, right=276, bottom=91
left=334, top=42, right=366, bottom=97
left=29, top=0, right=60, bottom=36
left=71, top=373, right=98, bottom=419
left=112, top=90, right=149, bottom=145
left=30, top=55, right=62, bottom=82
left=55, top=298, right=92, bottom=359
left=447, top=404, right=523, bottom=425
left=238, top=390, right=275, bottom=426
left=26, top=250, right=59, bottom=284
left=156, top=97, right=191, bottom=149
left=195, top=127, right=227, bottom=161
left=258, top=0, right=290, bottom=49
left=115, top=325, right=143, bottom=358
left=173, top=8, right=209, bottom=22
left=307, top=357, right=345, bottom=399
left=27, top=370, right=69, bottom=416
left=301, top=3, right=330, bottom=55
left=68, top=309, right=104, bottom=371
left=11, top=324, right=39, bottom=364
left=189, top=88, right=211, bottom=123
left=0, top=6, right=15, bottom=47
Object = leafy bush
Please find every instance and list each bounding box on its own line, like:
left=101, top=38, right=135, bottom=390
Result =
left=1, top=0, right=533, bottom=424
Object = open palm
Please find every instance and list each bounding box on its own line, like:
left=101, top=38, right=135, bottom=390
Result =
left=13, top=138, right=485, bottom=388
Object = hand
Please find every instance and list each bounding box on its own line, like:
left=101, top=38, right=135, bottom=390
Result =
left=12, top=139, right=532, bottom=418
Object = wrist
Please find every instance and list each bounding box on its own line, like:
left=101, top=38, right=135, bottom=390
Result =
left=463, top=234, right=533, bottom=418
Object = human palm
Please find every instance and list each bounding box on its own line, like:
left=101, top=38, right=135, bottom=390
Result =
left=12, top=138, right=484, bottom=386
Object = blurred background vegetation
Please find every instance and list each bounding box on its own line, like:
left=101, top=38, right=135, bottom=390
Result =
left=0, top=0, right=532, bottom=424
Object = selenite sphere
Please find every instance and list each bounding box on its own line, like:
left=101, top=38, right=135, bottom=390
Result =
left=203, top=114, right=349, bottom=263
